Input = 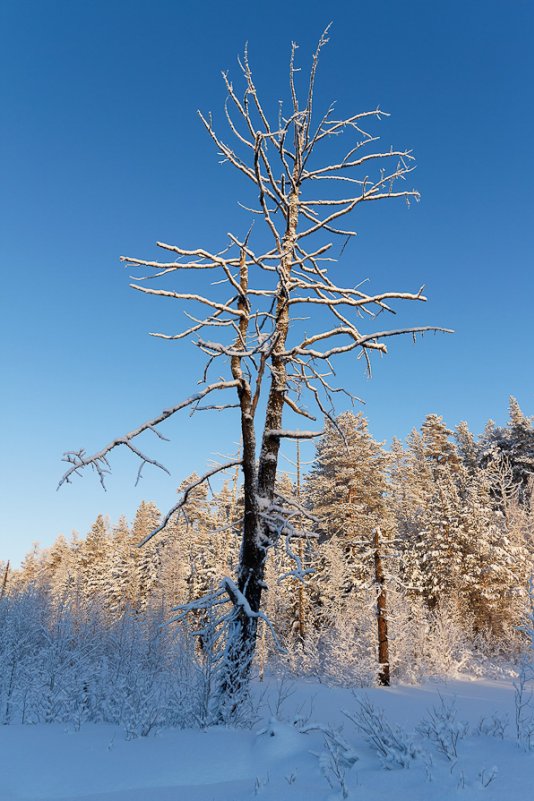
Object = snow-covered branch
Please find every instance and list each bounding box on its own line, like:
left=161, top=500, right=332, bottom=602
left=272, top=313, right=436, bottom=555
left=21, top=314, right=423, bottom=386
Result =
left=138, top=459, right=243, bottom=546
left=58, top=380, right=240, bottom=489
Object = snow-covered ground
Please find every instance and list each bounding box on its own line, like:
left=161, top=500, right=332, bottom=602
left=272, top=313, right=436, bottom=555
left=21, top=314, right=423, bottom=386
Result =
left=1, top=677, right=532, bottom=801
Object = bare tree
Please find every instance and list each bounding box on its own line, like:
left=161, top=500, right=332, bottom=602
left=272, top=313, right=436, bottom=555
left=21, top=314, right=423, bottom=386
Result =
left=59, top=29, right=449, bottom=711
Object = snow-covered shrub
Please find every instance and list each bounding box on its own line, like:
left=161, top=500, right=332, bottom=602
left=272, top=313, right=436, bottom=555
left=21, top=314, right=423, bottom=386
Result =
left=344, top=696, right=420, bottom=769
left=0, top=587, right=45, bottom=723
left=386, top=590, right=433, bottom=683
left=476, top=714, right=509, bottom=739
left=478, top=766, right=499, bottom=788
left=318, top=733, right=351, bottom=799
left=0, top=586, right=256, bottom=735
left=317, top=597, right=378, bottom=687
left=425, top=601, right=473, bottom=676
left=298, top=721, right=357, bottom=800
left=416, top=694, right=469, bottom=760
left=515, top=662, right=534, bottom=750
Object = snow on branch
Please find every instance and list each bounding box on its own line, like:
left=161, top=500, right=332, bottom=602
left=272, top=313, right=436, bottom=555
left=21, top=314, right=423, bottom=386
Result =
left=221, top=577, right=287, bottom=653
left=288, top=325, right=453, bottom=361
left=58, top=380, right=240, bottom=489
left=129, top=284, right=245, bottom=318
left=168, top=575, right=286, bottom=654
left=272, top=491, right=319, bottom=524
left=283, top=395, right=317, bottom=421
left=137, top=459, right=243, bottom=547
left=265, top=429, right=323, bottom=439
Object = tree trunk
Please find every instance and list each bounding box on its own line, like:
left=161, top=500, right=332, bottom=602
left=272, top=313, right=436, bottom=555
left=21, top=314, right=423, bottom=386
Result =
left=218, top=250, right=262, bottom=709
left=0, top=561, right=9, bottom=599
left=219, top=185, right=300, bottom=710
left=374, top=527, right=390, bottom=686
left=296, top=441, right=306, bottom=643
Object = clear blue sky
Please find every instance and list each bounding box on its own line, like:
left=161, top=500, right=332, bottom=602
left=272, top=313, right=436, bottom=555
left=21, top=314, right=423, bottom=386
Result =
left=1, top=0, right=533, bottom=566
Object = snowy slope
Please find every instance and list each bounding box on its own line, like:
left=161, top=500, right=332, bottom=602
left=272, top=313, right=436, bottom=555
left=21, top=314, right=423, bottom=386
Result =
left=1, top=678, right=531, bottom=801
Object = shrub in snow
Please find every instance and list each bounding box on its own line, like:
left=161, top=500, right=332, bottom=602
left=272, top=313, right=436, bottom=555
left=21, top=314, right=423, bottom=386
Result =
left=475, top=714, right=509, bottom=739
left=478, top=766, right=499, bottom=788
left=386, top=590, right=432, bottom=683
left=299, top=721, right=358, bottom=801
left=0, top=588, right=242, bottom=735
left=317, top=596, right=378, bottom=687
left=416, top=694, right=469, bottom=760
left=318, top=735, right=350, bottom=799
left=344, top=696, right=420, bottom=769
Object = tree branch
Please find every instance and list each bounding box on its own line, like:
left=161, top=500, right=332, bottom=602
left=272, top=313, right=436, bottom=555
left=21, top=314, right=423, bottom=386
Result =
left=138, top=459, right=243, bottom=546
left=58, top=380, right=240, bottom=489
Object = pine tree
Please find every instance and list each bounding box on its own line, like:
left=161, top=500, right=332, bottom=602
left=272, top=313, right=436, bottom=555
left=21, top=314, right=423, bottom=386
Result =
left=132, top=501, right=161, bottom=612
left=41, top=534, right=79, bottom=608
left=212, top=480, right=241, bottom=578
left=480, top=397, right=534, bottom=503
left=458, top=466, right=523, bottom=636
left=17, top=543, right=43, bottom=591
left=306, top=412, right=389, bottom=594
left=107, top=516, right=136, bottom=614
left=306, top=412, right=392, bottom=683
left=455, top=420, right=479, bottom=475
left=0, top=561, right=10, bottom=599
left=79, top=514, right=110, bottom=606
left=395, top=416, right=467, bottom=610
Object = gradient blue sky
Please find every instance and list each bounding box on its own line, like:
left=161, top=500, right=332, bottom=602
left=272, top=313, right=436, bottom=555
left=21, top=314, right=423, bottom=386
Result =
left=1, top=0, right=533, bottom=566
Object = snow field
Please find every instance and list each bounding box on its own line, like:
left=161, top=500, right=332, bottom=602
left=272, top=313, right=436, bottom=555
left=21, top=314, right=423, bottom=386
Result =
left=1, top=677, right=532, bottom=801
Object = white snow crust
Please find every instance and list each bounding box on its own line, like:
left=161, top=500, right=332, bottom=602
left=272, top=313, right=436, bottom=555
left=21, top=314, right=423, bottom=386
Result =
left=0, top=677, right=530, bottom=801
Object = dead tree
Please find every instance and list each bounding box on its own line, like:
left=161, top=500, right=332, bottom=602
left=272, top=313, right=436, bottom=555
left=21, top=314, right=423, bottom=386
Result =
left=59, top=29, right=450, bottom=712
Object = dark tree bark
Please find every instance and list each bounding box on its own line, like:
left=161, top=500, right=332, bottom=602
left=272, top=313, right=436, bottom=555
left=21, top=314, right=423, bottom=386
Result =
left=374, top=527, right=390, bottom=686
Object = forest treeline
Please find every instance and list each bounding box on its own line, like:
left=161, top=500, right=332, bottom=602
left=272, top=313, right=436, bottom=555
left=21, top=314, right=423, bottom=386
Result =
left=1, top=398, right=533, bottom=726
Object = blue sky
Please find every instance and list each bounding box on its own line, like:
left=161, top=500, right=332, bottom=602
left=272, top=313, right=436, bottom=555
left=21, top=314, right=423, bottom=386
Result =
left=1, top=0, right=533, bottom=566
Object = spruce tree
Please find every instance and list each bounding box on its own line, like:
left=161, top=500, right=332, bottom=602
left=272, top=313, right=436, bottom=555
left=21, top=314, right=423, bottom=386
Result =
left=306, top=412, right=389, bottom=594
left=132, top=501, right=161, bottom=612
left=395, top=416, right=467, bottom=610
left=480, top=397, right=534, bottom=503
left=79, top=514, right=110, bottom=605
left=306, top=412, right=392, bottom=683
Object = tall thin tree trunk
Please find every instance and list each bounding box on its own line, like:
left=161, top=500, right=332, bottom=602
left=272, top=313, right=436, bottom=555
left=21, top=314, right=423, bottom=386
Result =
left=373, top=527, right=390, bottom=686
left=0, top=561, right=9, bottom=599
left=219, top=251, right=261, bottom=709
left=296, top=441, right=306, bottom=643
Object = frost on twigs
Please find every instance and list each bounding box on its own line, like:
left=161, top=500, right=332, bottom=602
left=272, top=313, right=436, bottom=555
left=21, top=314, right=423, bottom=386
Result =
left=57, top=381, right=240, bottom=491
left=416, top=694, right=469, bottom=761
left=137, top=459, right=242, bottom=547
left=344, top=696, right=421, bottom=769
left=167, top=575, right=286, bottom=724
left=299, top=720, right=358, bottom=800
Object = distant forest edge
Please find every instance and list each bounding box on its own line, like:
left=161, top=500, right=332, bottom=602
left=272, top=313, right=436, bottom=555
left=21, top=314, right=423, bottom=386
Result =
left=3, top=397, right=533, bottom=669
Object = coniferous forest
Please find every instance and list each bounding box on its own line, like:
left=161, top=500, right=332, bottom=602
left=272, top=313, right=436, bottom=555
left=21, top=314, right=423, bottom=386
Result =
left=2, top=399, right=533, bottom=731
